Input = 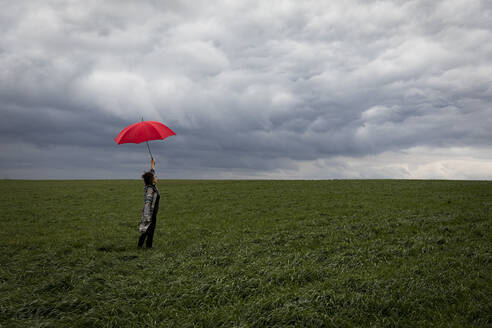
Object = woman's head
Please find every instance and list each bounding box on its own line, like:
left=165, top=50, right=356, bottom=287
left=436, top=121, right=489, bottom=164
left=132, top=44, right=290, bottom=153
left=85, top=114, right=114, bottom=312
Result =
left=142, top=171, right=156, bottom=185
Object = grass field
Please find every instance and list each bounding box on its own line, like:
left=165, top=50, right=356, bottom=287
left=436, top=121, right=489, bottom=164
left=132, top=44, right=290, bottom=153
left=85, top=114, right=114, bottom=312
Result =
left=0, top=179, right=491, bottom=327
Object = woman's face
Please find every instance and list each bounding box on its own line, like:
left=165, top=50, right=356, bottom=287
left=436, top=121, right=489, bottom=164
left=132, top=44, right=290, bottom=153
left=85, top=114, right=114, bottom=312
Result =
left=153, top=174, right=157, bottom=185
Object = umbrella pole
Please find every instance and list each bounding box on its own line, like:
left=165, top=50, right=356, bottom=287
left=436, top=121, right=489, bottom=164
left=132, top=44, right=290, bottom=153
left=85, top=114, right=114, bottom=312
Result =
left=141, top=116, right=153, bottom=160
left=146, top=140, right=153, bottom=160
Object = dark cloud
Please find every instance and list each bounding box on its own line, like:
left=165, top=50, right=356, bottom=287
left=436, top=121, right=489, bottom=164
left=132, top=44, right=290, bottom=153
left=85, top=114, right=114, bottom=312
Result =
left=1, top=0, right=491, bottom=179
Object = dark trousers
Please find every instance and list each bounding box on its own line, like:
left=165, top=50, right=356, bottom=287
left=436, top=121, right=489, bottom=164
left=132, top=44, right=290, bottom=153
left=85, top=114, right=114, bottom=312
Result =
left=138, top=220, right=156, bottom=248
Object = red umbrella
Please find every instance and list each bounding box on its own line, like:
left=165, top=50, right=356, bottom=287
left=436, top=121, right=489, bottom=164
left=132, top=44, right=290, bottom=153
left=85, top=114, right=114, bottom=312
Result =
left=115, top=120, right=176, bottom=159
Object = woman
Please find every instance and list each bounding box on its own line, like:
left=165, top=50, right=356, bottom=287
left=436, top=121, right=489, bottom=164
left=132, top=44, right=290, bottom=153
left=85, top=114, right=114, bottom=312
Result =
left=138, top=158, right=160, bottom=248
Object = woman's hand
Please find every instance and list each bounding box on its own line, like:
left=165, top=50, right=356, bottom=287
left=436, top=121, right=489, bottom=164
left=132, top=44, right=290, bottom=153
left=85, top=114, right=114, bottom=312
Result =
left=151, top=157, right=155, bottom=170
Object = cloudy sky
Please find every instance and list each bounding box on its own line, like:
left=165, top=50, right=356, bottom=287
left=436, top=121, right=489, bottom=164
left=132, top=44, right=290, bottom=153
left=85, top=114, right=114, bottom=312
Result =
left=1, top=0, right=491, bottom=179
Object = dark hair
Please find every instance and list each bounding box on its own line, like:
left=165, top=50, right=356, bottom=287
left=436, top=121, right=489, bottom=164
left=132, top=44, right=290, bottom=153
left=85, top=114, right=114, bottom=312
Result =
left=142, top=171, right=154, bottom=185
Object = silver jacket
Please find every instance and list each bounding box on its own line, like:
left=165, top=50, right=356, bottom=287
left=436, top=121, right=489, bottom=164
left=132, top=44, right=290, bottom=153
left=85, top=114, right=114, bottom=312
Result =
left=139, top=185, right=159, bottom=233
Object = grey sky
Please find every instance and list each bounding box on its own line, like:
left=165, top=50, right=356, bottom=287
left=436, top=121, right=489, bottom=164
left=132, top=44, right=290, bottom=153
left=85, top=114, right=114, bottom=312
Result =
left=1, top=0, right=491, bottom=179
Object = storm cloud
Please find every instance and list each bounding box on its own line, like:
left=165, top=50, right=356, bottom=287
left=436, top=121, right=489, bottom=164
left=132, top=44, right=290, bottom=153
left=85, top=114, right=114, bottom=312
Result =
left=1, top=0, right=491, bottom=179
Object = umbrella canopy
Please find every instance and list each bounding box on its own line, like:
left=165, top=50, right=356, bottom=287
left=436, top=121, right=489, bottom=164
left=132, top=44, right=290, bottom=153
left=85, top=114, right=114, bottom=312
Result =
left=115, top=120, right=176, bottom=160
left=115, top=121, right=176, bottom=144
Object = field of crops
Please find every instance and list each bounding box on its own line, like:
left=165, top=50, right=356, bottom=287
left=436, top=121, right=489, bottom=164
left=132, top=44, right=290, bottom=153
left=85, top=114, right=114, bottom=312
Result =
left=0, top=179, right=491, bottom=327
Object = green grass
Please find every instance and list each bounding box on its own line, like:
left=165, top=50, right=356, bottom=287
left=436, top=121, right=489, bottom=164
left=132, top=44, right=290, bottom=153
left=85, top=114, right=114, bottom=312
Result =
left=0, top=179, right=491, bottom=327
